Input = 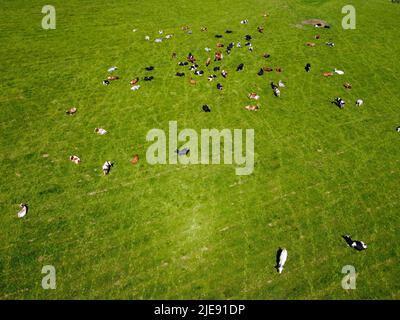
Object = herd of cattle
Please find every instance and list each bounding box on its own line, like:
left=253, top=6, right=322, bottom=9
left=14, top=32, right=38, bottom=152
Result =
left=17, top=16, right=392, bottom=275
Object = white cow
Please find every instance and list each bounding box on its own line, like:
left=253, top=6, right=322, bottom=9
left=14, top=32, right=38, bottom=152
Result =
left=334, top=68, right=345, bottom=75
left=17, top=203, right=28, bottom=218
left=276, top=248, right=288, bottom=274
left=95, top=128, right=107, bottom=135
left=356, top=99, right=363, bottom=107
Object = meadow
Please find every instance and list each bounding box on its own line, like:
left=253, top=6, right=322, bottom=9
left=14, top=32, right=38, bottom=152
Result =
left=0, top=0, right=399, bottom=299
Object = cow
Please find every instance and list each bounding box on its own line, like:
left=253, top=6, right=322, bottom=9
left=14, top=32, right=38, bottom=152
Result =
left=342, top=235, right=367, bottom=251
left=245, top=105, right=259, bottom=111
left=275, top=248, right=288, bottom=274
left=202, top=104, right=211, bottom=112
left=344, top=83, right=352, bottom=89
left=69, top=155, right=81, bottom=164
left=66, top=107, right=77, bottom=115
left=333, top=97, right=345, bottom=108
left=102, top=161, right=113, bottom=175
left=94, top=128, right=107, bottom=135
left=130, top=78, right=139, bottom=85
left=248, top=93, right=260, bottom=100
left=187, top=52, right=196, bottom=63
left=17, top=203, right=28, bottom=218
left=214, top=51, right=223, bottom=61
left=131, top=154, right=139, bottom=165
left=334, top=68, right=345, bottom=75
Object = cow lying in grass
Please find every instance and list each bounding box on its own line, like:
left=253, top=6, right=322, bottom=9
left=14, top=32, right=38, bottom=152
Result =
left=66, top=107, right=77, bottom=115
left=276, top=248, right=288, bottom=274
left=214, top=52, right=223, bottom=61
left=17, top=203, right=28, bottom=218
left=342, top=235, right=367, bottom=251
left=245, top=105, right=259, bottom=111
left=70, top=155, right=81, bottom=164
left=332, top=97, right=345, bottom=108
left=248, top=92, right=260, bottom=100
left=95, top=128, right=107, bottom=135
left=102, top=161, right=113, bottom=175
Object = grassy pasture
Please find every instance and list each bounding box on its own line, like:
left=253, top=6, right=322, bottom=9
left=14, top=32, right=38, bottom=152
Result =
left=0, top=0, right=399, bottom=299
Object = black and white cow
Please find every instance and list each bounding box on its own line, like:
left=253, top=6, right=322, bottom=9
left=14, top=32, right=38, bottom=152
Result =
left=202, top=104, right=211, bottom=112
left=342, top=235, right=367, bottom=251
left=236, top=63, right=244, bottom=71
left=102, top=161, right=113, bottom=175
left=275, top=248, right=288, bottom=274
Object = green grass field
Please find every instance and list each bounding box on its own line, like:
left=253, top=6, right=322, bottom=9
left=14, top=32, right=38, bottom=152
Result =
left=0, top=0, right=399, bottom=299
